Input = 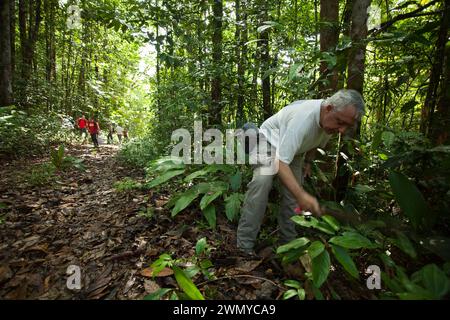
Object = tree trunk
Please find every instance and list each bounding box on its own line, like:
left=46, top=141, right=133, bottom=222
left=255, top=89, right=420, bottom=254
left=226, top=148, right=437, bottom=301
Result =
left=45, top=0, right=56, bottom=84
left=0, top=0, right=13, bottom=106
left=346, top=0, right=370, bottom=93
left=258, top=1, right=271, bottom=120
left=421, top=0, right=450, bottom=137
left=19, top=0, right=42, bottom=84
left=235, top=0, right=247, bottom=124
left=10, top=0, right=15, bottom=84
left=318, top=0, right=339, bottom=96
left=333, top=0, right=370, bottom=202
left=210, top=0, right=223, bottom=126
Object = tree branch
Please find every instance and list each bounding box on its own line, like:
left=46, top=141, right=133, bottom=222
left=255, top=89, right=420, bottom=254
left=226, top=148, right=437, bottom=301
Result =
left=368, top=0, right=440, bottom=36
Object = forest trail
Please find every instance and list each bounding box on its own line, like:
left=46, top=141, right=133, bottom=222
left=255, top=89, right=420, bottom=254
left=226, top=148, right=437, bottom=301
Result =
left=0, top=144, right=298, bottom=300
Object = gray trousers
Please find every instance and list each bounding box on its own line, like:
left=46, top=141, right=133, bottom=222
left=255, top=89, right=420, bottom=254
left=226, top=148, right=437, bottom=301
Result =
left=237, top=155, right=304, bottom=251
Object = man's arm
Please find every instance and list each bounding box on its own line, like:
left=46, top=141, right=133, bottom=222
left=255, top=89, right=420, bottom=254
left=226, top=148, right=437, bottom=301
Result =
left=277, top=159, right=321, bottom=216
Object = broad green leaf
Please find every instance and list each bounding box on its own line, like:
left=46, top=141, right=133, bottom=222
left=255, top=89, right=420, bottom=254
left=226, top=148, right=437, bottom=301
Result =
left=391, top=232, right=417, bottom=259
left=171, top=190, right=200, bottom=217
left=200, top=191, right=223, bottom=210
left=307, top=241, right=325, bottom=260
left=296, top=288, right=306, bottom=300
left=284, top=280, right=301, bottom=289
left=312, top=284, right=324, bottom=300
left=291, top=215, right=319, bottom=228
left=291, top=216, right=335, bottom=234
left=172, top=266, right=204, bottom=300
left=225, top=193, right=244, bottom=222
left=146, top=169, right=185, bottom=188
left=283, top=289, right=299, bottom=300
left=202, top=204, right=216, bottom=229
left=382, top=131, right=395, bottom=147
left=229, top=171, right=242, bottom=191
left=149, top=157, right=185, bottom=173
left=277, top=237, right=310, bottom=254
left=288, top=63, right=304, bottom=81
left=184, top=169, right=209, bottom=181
left=315, top=222, right=336, bottom=235
left=389, top=171, right=430, bottom=230
left=330, top=244, right=359, bottom=279
left=312, top=250, right=330, bottom=288
left=329, top=232, right=377, bottom=249
left=421, top=264, right=449, bottom=298
left=194, top=181, right=228, bottom=194
left=195, top=237, right=207, bottom=255
left=321, top=215, right=340, bottom=232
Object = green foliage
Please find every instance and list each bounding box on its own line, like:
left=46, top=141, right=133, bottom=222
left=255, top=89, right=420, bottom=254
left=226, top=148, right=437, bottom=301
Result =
left=26, top=163, right=57, bottom=187
left=143, top=157, right=249, bottom=229
left=389, top=170, right=432, bottom=231
left=23, top=146, right=84, bottom=187
left=114, top=177, right=142, bottom=192
left=382, top=263, right=450, bottom=300
left=144, top=238, right=215, bottom=300
left=0, top=107, right=77, bottom=159
left=283, top=280, right=306, bottom=300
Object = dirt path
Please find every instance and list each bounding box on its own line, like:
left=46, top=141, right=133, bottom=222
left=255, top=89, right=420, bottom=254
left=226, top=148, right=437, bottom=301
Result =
left=0, top=144, right=285, bottom=300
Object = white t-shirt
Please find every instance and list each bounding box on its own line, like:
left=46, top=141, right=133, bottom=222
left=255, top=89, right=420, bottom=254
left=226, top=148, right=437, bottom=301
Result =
left=260, top=99, right=330, bottom=164
left=116, top=126, right=123, bottom=135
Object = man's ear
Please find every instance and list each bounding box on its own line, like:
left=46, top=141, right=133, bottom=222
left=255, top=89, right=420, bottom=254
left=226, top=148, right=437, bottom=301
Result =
left=326, top=104, right=333, bottom=112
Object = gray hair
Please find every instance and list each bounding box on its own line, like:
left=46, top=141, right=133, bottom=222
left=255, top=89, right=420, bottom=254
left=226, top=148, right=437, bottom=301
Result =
left=322, top=89, right=366, bottom=120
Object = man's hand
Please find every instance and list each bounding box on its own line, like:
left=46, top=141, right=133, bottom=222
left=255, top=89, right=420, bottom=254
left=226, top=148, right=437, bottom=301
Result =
left=297, top=191, right=322, bottom=217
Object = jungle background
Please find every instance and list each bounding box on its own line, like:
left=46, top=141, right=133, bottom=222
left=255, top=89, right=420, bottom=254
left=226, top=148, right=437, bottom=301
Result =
left=0, top=0, right=449, bottom=300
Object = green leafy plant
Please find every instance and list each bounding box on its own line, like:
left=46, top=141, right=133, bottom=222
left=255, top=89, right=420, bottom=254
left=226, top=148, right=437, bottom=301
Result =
left=144, top=157, right=248, bottom=229
left=114, top=177, right=143, bottom=192
left=382, top=263, right=450, bottom=300
left=143, top=238, right=215, bottom=300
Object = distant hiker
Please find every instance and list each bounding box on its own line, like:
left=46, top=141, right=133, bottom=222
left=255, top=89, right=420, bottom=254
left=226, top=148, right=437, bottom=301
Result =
left=107, top=123, right=115, bottom=144
left=77, top=114, right=88, bottom=143
left=116, top=125, right=124, bottom=143
left=87, top=118, right=100, bottom=148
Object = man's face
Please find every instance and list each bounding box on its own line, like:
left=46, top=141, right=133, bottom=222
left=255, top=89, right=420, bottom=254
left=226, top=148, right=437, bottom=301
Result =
left=320, top=104, right=358, bottom=135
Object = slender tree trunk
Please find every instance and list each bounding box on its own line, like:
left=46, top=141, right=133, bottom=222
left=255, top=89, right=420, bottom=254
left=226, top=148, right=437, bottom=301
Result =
left=258, top=1, right=271, bottom=120
left=10, top=0, right=15, bottom=84
left=0, top=0, right=13, bottom=106
left=19, top=0, right=41, bottom=83
left=333, top=0, right=370, bottom=202
left=346, top=0, right=370, bottom=93
left=421, top=0, right=450, bottom=137
left=210, top=0, right=223, bottom=126
left=235, top=0, right=243, bottom=123
left=319, top=0, right=339, bottom=96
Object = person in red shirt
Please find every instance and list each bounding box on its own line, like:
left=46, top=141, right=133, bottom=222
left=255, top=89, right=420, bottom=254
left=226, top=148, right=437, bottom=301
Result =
left=87, top=117, right=100, bottom=148
left=77, top=114, right=88, bottom=144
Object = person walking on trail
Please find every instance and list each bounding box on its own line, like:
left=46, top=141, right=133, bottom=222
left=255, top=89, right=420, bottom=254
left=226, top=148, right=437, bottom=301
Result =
left=77, top=114, right=88, bottom=144
left=236, top=89, right=365, bottom=257
left=116, top=124, right=124, bottom=143
left=107, top=123, right=115, bottom=144
left=87, top=117, right=100, bottom=148
left=123, top=127, right=129, bottom=142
